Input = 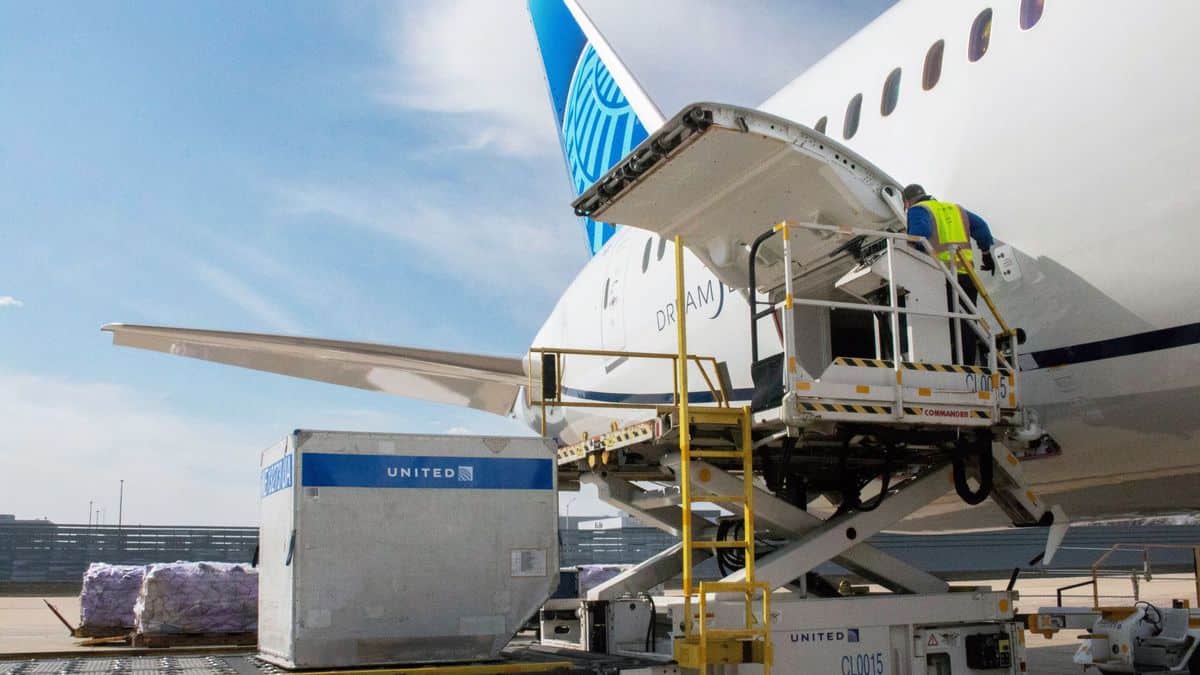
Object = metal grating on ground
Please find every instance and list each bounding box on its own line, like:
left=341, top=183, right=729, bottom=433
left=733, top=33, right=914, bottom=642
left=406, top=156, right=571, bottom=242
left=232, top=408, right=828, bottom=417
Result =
left=0, top=655, right=261, bottom=675
left=0, top=647, right=671, bottom=675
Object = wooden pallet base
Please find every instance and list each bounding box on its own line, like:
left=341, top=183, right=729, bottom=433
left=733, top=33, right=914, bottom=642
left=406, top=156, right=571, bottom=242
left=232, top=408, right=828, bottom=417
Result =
left=73, top=626, right=131, bottom=639
left=131, top=632, right=256, bottom=648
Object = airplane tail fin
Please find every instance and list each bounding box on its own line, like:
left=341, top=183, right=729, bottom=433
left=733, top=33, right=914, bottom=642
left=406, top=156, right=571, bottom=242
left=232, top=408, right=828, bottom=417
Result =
left=527, top=0, right=665, bottom=255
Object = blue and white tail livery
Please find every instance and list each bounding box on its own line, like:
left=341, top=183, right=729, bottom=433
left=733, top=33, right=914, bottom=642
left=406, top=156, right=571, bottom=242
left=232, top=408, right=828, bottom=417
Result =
left=527, top=0, right=664, bottom=255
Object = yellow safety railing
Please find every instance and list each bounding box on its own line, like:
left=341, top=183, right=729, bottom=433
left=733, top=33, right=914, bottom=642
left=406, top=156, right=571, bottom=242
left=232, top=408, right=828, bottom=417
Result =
left=525, top=347, right=730, bottom=436
left=955, top=248, right=1015, bottom=339
left=673, top=235, right=772, bottom=673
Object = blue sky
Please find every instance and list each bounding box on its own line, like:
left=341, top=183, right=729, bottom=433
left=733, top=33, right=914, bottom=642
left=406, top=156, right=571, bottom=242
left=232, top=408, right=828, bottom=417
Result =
left=0, top=1, right=892, bottom=525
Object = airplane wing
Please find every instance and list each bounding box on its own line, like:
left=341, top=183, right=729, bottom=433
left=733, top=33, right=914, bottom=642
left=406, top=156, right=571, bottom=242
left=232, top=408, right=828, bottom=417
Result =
left=101, top=324, right=526, bottom=415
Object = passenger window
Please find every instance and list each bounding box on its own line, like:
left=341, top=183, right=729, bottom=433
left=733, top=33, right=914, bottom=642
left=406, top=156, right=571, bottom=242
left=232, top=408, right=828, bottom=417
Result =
left=881, top=68, right=901, bottom=116
left=843, top=93, right=862, bottom=140
left=656, top=237, right=667, bottom=261
left=814, top=116, right=828, bottom=134
left=923, top=40, right=944, bottom=90
left=969, top=8, right=993, bottom=62
left=1020, top=0, right=1044, bottom=30
left=641, top=237, right=652, bottom=273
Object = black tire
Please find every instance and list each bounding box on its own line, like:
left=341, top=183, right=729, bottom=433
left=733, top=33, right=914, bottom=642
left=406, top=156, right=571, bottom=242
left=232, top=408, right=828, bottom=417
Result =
left=1187, top=641, right=1200, bottom=675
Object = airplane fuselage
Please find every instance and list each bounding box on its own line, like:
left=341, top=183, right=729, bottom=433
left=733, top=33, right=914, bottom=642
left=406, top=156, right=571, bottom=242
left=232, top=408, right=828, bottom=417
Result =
left=523, top=0, right=1200, bottom=527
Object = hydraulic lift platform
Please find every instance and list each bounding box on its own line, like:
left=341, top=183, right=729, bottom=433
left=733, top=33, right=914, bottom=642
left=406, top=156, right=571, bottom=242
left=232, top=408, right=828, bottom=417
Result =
left=531, top=103, right=1067, bottom=674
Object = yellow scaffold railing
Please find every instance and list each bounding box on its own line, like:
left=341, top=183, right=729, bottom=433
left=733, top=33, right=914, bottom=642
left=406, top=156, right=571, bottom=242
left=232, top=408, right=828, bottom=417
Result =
left=671, top=235, right=773, bottom=674
left=525, top=347, right=730, bottom=437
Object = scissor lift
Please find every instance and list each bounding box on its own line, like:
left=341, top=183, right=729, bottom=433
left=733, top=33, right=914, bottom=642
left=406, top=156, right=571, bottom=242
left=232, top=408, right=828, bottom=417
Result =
left=530, top=103, right=1064, bottom=674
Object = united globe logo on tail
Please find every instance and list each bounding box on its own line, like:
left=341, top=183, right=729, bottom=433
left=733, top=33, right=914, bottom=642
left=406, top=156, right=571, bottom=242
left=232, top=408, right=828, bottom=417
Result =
left=528, top=0, right=653, bottom=255
left=563, top=45, right=648, bottom=253
left=563, top=45, right=644, bottom=200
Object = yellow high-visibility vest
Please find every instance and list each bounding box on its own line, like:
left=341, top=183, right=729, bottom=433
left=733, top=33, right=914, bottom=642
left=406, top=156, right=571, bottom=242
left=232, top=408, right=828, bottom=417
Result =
left=917, top=200, right=973, bottom=272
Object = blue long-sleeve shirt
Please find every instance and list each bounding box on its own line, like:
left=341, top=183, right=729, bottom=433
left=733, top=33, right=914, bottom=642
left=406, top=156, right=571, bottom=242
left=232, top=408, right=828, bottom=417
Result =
left=906, top=202, right=995, bottom=251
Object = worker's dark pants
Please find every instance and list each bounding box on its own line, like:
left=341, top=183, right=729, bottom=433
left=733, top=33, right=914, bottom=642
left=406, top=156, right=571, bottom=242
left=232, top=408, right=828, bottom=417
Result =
left=947, top=273, right=981, bottom=366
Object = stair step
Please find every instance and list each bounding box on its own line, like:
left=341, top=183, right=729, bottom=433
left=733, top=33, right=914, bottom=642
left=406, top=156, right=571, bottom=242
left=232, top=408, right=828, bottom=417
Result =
left=689, top=450, right=746, bottom=459
left=698, top=494, right=745, bottom=503
left=689, top=540, right=748, bottom=549
left=685, top=408, right=749, bottom=424
left=703, top=627, right=770, bottom=639
left=699, top=581, right=769, bottom=593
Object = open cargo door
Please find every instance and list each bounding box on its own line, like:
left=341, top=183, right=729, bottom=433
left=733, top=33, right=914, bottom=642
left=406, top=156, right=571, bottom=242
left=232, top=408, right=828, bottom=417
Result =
left=572, top=103, right=907, bottom=297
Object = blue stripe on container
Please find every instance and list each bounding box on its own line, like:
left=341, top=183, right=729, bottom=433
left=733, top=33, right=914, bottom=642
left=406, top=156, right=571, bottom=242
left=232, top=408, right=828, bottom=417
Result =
left=302, top=453, right=553, bottom=490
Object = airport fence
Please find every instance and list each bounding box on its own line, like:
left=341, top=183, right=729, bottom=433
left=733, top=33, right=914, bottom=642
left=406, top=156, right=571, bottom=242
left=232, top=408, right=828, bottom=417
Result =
left=0, top=523, right=257, bottom=584
left=2, top=521, right=1197, bottom=585
left=558, top=527, right=676, bottom=567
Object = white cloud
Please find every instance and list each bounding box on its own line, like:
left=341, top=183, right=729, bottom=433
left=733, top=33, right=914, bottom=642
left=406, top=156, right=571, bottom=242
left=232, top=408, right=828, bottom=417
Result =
left=191, top=261, right=306, bottom=334
left=377, top=1, right=556, bottom=157
left=374, top=1, right=888, bottom=158
left=0, top=370, right=264, bottom=526
left=275, top=182, right=587, bottom=300
left=0, top=296, right=23, bottom=308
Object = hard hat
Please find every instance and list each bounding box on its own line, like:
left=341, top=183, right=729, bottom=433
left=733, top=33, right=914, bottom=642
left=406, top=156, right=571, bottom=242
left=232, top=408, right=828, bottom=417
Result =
left=902, top=184, right=928, bottom=204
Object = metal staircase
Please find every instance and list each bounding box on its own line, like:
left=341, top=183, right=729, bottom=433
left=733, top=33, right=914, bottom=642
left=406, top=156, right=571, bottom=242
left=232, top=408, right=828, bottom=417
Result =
left=672, top=238, right=772, bottom=673
left=673, top=407, right=773, bottom=672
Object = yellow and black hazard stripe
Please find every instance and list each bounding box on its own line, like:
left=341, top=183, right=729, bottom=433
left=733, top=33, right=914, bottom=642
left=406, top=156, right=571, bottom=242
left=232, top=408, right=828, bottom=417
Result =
left=902, top=362, right=994, bottom=375
left=831, top=357, right=894, bottom=369
left=902, top=406, right=990, bottom=419
left=796, top=401, right=891, bottom=415
left=832, top=357, right=1010, bottom=377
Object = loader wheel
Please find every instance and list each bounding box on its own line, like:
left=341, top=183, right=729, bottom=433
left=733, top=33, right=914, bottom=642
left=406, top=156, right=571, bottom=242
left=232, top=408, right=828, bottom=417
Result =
left=1187, top=641, right=1200, bottom=675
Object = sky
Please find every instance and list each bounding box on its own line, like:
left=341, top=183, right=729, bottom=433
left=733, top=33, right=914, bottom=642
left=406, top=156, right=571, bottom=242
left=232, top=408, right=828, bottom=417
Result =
left=0, top=0, right=893, bottom=526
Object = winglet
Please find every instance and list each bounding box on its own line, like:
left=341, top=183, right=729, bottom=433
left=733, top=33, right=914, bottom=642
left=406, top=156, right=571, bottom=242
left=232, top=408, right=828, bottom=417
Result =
left=1043, top=505, right=1069, bottom=565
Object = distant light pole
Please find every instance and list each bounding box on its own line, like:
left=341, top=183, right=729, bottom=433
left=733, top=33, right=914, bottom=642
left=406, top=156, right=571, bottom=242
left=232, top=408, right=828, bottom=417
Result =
left=88, top=500, right=93, bottom=527
left=563, top=495, right=579, bottom=528
left=118, top=480, right=124, bottom=528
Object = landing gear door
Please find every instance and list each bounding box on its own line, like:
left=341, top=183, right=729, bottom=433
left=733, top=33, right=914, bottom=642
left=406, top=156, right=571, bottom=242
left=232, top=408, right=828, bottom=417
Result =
left=601, top=239, right=629, bottom=368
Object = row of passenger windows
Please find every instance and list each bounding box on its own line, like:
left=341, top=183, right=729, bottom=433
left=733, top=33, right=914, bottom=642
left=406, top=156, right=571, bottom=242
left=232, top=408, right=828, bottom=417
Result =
left=818, top=0, right=1045, bottom=141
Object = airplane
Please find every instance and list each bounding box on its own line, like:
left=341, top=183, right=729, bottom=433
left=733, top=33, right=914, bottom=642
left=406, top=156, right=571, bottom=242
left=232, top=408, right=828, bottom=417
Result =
left=104, top=0, right=1200, bottom=532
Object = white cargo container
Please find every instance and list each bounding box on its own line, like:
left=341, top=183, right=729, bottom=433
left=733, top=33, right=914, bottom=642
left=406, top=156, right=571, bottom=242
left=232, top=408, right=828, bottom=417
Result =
left=257, top=430, right=558, bottom=669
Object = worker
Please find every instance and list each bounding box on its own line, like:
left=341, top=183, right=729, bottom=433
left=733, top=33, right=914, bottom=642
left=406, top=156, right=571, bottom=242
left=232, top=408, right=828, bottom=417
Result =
left=902, top=184, right=995, bottom=365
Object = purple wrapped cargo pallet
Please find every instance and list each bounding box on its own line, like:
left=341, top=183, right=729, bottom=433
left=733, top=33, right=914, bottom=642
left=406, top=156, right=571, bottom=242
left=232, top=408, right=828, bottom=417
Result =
left=577, top=564, right=629, bottom=597
left=135, top=561, right=258, bottom=635
left=79, top=563, right=146, bottom=632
